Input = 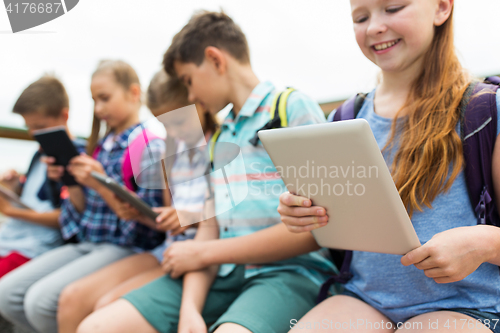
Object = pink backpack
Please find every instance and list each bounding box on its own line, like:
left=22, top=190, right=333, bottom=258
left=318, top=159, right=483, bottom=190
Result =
left=93, top=127, right=161, bottom=191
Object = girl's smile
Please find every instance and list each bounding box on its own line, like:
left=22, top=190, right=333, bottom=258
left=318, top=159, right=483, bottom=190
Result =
left=371, top=38, right=401, bottom=54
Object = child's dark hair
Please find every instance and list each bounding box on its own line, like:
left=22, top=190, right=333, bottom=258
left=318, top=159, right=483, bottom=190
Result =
left=13, top=75, right=69, bottom=117
left=87, top=60, right=141, bottom=155
left=146, top=70, right=218, bottom=134
left=163, top=10, right=250, bottom=76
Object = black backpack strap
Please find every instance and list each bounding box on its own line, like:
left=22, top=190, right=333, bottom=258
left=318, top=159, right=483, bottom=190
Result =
left=317, top=250, right=354, bottom=303
left=461, top=79, right=500, bottom=226
left=249, top=88, right=295, bottom=146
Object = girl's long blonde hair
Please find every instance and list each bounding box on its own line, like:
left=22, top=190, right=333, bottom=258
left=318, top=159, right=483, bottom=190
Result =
left=87, top=60, right=141, bottom=155
left=386, top=7, right=470, bottom=217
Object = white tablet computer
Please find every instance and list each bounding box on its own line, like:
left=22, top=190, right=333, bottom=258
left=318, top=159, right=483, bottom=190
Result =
left=258, top=119, right=420, bottom=255
left=91, top=172, right=159, bottom=221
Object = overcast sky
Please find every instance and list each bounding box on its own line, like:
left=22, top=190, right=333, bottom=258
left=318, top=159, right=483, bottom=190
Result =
left=1, top=0, right=500, bottom=172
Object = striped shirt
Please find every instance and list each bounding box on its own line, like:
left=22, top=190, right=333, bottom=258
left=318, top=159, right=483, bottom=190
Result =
left=150, top=135, right=211, bottom=261
left=59, top=123, right=165, bottom=250
left=212, top=81, right=338, bottom=286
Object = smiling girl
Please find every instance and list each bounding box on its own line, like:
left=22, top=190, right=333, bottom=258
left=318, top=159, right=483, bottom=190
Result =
left=278, top=0, right=500, bottom=332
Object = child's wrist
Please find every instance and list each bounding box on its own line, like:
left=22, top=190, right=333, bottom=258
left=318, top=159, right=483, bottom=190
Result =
left=198, top=241, right=213, bottom=267
left=3, top=206, right=21, bottom=218
left=480, top=225, right=500, bottom=264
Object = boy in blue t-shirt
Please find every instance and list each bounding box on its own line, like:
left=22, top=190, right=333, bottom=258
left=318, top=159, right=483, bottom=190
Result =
left=0, top=75, right=84, bottom=278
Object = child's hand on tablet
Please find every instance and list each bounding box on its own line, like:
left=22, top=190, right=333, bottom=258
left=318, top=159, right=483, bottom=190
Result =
left=41, top=156, right=64, bottom=182
left=0, top=196, right=14, bottom=216
left=278, top=192, right=328, bottom=233
left=0, top=169, right=21, bottom=191
left=154, top=207, right=181, bottom=232
left=401, top=226, right=493, bottom=284
left=114, top=200, right=141, bottom=221
left=67, top=154, right=105, bottom=189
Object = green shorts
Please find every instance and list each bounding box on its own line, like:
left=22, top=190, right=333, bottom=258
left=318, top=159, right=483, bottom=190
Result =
left=122, top=265, right=320, bottom=333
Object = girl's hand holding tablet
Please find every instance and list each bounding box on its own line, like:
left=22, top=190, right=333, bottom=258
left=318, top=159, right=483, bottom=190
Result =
left=67, top=154, right=106, bottom=189
left=0, top=169, right=21, bottom=192
left=0, top=195, right=14, bottom=216
left=114, top=201, right=142, bottom=221
left=402, top=225, right=496, bottom=284
left=278, top=192, right=328, bottom=233
left=153, top=207, right=191, bottom=235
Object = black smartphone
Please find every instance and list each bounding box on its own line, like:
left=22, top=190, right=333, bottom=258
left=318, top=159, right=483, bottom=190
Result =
left=33, top=126, right=80, bottom=186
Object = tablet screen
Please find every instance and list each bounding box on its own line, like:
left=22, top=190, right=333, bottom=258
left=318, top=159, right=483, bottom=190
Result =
left=33, top=126, right=79, bottom=186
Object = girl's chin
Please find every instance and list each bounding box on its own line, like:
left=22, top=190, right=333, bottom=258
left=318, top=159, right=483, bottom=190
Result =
left=373, top=60, right=407, bottom=73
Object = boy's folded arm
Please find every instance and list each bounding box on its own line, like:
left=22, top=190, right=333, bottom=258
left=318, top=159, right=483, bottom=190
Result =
left=6, top=208, right=61, bottom=228
left=202, top=223, right=320, bottom=266
left=180, top=265, right=219, bottom=322
left=177, top=212, right=220, bottom=324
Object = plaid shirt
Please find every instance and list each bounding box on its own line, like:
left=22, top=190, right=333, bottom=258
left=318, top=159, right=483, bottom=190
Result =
left=59, top=124, right=165, bottom=250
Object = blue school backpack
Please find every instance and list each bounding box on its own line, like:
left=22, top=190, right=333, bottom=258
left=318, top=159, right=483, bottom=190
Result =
left=318, top=77, right=500, bottom=303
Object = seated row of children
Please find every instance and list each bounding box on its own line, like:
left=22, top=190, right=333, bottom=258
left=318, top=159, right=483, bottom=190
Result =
left=0, top=1, right=500, bottom=332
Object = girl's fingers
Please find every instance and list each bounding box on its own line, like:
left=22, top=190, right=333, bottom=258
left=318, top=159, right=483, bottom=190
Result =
left=278, top=204, right=326, bottom=218
left=280, top=216, right=328, bottom=233
left=170, top=225, right=190, bottom=237
left=279, top=192, right=311, bottom=207
left=433, top=276, right=455, bottom=284
left=413, top=258, right=439, bottom=271
left=157, top=215, right=179, bottom=231
left=401, top=246, right=430, bottom=267
left=156, top=208, right=175, bottom=223
left=423, top=267, right=448, bottom=279
left=286, top=224, right=323, bottom=233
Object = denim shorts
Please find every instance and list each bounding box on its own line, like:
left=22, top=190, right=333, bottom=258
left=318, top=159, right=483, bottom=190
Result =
left=342, top=290, right=500, bottom=333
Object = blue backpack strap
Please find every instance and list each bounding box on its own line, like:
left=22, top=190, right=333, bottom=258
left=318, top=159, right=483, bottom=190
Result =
left=461, top=79, right=500, bottom=226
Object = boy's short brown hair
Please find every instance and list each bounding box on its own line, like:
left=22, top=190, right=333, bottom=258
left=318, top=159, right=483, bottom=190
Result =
left=163, top=10, right=250, bottom=76
left=13, top=75, right=69, bottom=117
